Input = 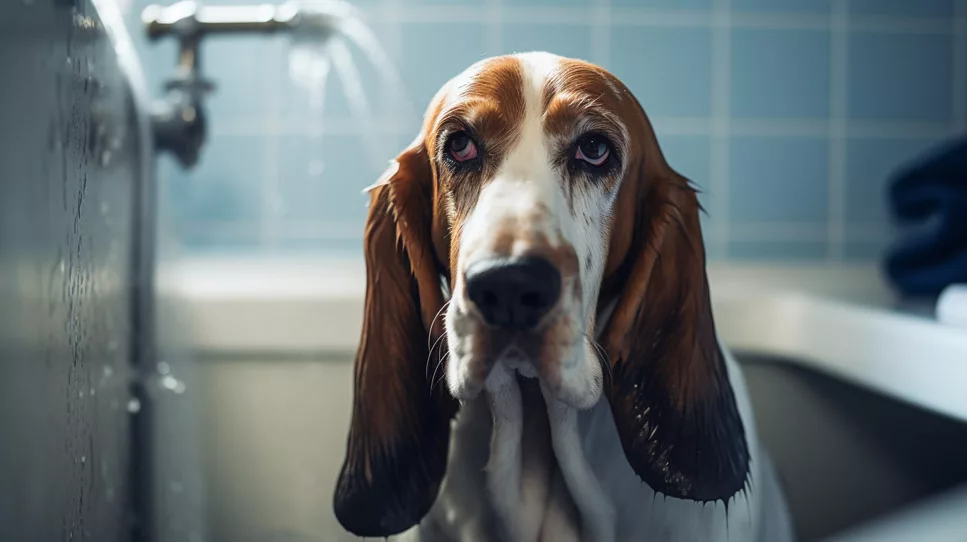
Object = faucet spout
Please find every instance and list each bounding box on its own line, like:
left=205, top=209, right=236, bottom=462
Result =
left=141, top=1, right=348, bottom=168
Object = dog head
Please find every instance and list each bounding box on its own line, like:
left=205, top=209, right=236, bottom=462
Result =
left=333, top=52, right=749, bottom=537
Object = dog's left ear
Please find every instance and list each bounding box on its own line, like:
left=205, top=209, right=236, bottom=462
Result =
left=598, top=154, right=750, bottom=503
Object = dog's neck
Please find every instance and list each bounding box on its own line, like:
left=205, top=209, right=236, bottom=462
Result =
left=487, top=301, right=620, bottom=542
left=437, top=279, right=620, bottom=542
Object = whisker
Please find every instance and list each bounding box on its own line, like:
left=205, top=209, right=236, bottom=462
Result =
left=426, top=331, right=448, bottom=379
left=427, top=300, right=453, bottom=350
left=586, top=334, right=613, bottom=387
left=430, top=352, right=451, bottom=394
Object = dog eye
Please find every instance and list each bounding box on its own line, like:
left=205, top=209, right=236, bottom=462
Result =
left=447, top=131, right=478, bottom=163
left=574, top=134, right=612, bottom=167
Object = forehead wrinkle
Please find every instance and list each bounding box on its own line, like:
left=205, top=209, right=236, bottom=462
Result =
left=433, top=57, right=526, bottom=154
left=435, top=98, right=502, bottom=133
left=545, top=94, right=625, bottom=134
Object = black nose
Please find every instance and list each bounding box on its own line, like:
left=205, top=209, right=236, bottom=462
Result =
left=465, top=257, right=562, bottom=330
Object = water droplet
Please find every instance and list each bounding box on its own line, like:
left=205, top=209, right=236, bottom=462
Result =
left=102, top=365, right=113, bottom=378
left=127, top=398, right=141, bottom=414
left=80, top=455, right=86, bottom=464
left=66, top=57, right=72, bottom=66
left=107, top=339, right=119, bottom=352
left=59, top=259, right=66, bottom=274
left=90, top=388, right=96, bottom=396
left=157, top=361, right=170, bottom=375
left=78, top=390, right=85, bottom=399
left=160, top=375, right=186, bottom=395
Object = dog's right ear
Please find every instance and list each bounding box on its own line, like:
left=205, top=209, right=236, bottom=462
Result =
left=333, top=139, right=456, bottom=537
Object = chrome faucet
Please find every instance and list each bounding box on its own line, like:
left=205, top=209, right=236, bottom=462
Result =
left=141, top=1, right=347, bottom=168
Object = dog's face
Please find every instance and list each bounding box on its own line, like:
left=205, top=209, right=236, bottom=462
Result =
left=440, top=53, right=634, bottom=408
left=334, top=52, right=750, bottom=538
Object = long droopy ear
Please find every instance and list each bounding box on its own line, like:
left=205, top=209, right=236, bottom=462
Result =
left=598, top=159, right=750, bottom=505
left=333, top=140, right=457, bottom=537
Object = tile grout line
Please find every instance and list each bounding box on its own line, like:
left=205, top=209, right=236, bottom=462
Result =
left=361, top=7, right=958, bottom=35
left=827, top=0, right=848, bottom=261
left=709, top=0, right=731, bottom=258
left=591, top=0, right=611, bottom=67
left=954, top=0, right=967, bottom=132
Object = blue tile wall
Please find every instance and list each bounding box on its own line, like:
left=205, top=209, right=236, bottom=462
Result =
left=849, top=0, right=955, bottom=18
left=399, top=21, right=488, bottom=110
left=610, top=27, right=713, bottom=117
left=731, top=0, right=832, bottom=15
left=502, top=23, right=593, bottom=60
left=127, top=0, right=966, bottom=261
left=849, top=33, right=953, bottom=121
left=731, top=29, right=831, bottom=118
left=730, top=136, right=830, bottom=223
left=611, top=0, right=711, bottom=8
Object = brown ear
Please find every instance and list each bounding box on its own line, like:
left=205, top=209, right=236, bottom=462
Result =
left=599, top=163, right=750, bottom=505
left=333, top=142, right=457, bottom=536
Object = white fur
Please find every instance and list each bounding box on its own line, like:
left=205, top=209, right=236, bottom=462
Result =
left=399, top=52, right=795, bottom=542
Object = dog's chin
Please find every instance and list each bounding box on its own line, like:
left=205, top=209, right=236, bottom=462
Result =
left=550, top=338, right=604, bottom=409
left=445, top=309, right=604, bottom=409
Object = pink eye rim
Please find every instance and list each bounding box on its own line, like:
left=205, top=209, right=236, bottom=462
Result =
left=447, top=131, right=479, bottom=163
left=574, top=135, right=611, bottom=167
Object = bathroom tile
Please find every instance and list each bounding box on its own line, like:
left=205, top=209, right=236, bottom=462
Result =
left=728, top=240, right=828, bottom=260
left=500, top=23, right=592, bottom=62
left=845, top=137, right=941, bottom=225
left=611, top=0, right=711, bottom=8
left=274, top=133, right=379, bottom=228
left=652, top=134, right=721, bottom=253
left=849, top=0, right=955, bottom=18
left=731, top=28, right=830, bottom=118
left=848, top=33, right=953, bottom=121
left=609, top=27, right=712, bottom=117
left=658, top=134, right=712, bottom=197
left=729, top=136, right=829, bottom=223
left=731, top=0, right=831, bottom=14
left=163, top=134, right=266, bottom=225
left=203, top=37, right=279, bottom=118
left=509, top=0, right=592, bottom=6
left=398, top=22, right=488, bottom=110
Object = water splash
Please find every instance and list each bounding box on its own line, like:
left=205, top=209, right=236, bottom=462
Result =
left=284, top=0, right=414, bottom=201
left=328, top=37, right=386, bottom=168
left=338, top=16, right=415, bottom=119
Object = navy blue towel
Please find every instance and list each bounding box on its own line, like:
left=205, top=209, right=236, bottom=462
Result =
left=885, top=137, right=967, bottom=297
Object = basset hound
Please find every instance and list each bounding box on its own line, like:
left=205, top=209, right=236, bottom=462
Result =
left=332, top=52, right=795, bottom=542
